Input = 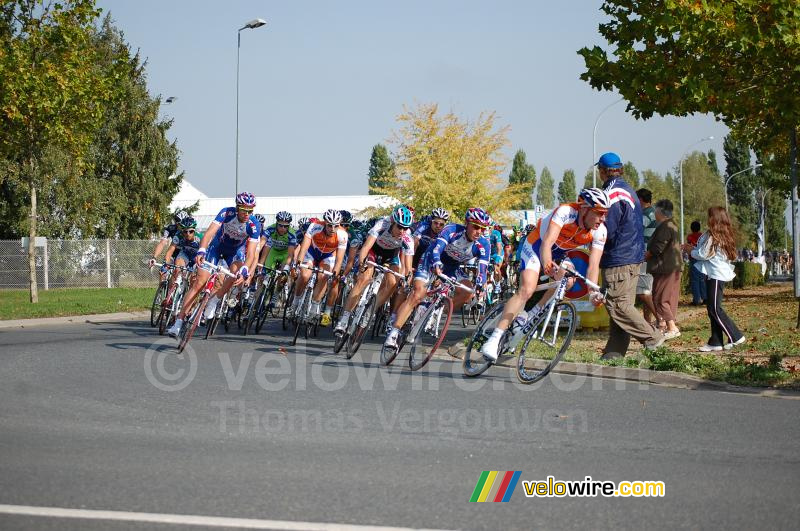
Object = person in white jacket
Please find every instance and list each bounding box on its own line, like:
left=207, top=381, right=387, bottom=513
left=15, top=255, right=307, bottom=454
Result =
left=682, top=206, right=746, bottom=352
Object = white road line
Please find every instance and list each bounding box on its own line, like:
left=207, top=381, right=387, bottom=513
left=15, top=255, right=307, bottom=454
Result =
left=0, top=504, right=455, bottom=531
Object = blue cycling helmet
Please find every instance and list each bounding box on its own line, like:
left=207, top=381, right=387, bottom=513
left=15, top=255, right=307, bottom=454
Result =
left=465, top=207, right=491, bottom=228
left=276, top=211, right=292, bottom=223
left=391, top=206, right=414, bottom=228
left=235, top=191, right=256, bottom=208
left=254, top=213, right=266, bottom=226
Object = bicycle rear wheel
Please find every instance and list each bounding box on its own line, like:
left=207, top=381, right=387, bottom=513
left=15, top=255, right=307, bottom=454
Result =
left=347, top=294, right=375, bottom=355
left=291, top=289, right=311, bottom=346
left=371, top=302, right=389, bottom=339
left=282, top=282, right=296, bottom=331
left=408, top=297, right=453, bottom=371
left=516, top=301, right=577, bottom=384
left=150, top=281, right=167, bottom=326
left=463, top=302, right=505, bottom=377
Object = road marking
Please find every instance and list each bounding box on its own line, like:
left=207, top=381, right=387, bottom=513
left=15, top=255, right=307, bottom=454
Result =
left=0, top=504, right=454, bottom=531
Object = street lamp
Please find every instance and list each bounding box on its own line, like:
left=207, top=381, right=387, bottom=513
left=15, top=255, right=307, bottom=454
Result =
left=592, top=97, right=624, bottom=187
left=236, top=18, right=267, bottom=196
left=724, top=163, right=763, bottom=210
left=679, top=136, right=714, bottom=243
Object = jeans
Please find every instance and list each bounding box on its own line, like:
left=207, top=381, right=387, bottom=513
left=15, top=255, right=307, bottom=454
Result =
left=689, top=260, right=707, bottom=304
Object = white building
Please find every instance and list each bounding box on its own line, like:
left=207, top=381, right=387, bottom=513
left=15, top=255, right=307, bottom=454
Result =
left=169, top=180, right=394, bottom=227
left=169, top=179, right=541, bottom=229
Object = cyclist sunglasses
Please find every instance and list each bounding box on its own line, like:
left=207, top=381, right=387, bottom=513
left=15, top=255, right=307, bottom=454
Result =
left=277, top=223, right=290, bottom=228
left=237, top=207, right=254, bottom=214
left=183, top=229, right=195, bottom=234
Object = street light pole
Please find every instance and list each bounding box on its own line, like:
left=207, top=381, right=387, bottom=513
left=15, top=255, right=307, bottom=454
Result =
left=592, top=97, right=624, bottom=187
left=724, top=163, right=762, bottom=210
left=679, top=136, right=714, bottom=243
left=235, top=18, right=267, bottom=197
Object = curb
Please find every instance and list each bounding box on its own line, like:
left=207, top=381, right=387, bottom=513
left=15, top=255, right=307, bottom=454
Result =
left=0, top=311, right=150, bottom=329
left=445, top=343, right=800, bottom=400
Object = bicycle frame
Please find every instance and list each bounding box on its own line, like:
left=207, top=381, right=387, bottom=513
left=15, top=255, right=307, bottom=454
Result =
left=406, top=273, right=473, bottom=343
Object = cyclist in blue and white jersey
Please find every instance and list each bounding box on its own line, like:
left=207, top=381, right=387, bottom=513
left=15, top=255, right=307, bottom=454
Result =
left=334, top=206, right=415, bottom=334
left=384, top=207, right=492, bottom=349
left=152, top=216, right=203, bottom=302
left=151, top=210, right=188, bottom=279
left=167, top=192, right=261, bottom=337
left=411, top=207, right=450, bottom=270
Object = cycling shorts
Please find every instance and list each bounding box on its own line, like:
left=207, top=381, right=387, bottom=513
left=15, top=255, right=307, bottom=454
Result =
left=303, top=246, right=336, bottom=268
left=518, top=238, right=572, bottom=273
left=175, top=251, right=196, bottom=265
left=491, top=253, right=504, bottom=265
left=202, top=242, right=246, bottom=273
left=264, top=249, right=289, bottom=270
left=366, top=245, right=400, bottom=268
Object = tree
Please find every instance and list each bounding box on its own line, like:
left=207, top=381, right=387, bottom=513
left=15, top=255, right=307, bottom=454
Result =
left=623, top=161, right=640, bottom=189
left=582, top=169, right=594, bottom=190
left=707, top=149, right=720, bottom=176
left=642, top=169, right=678, bottom=210
left=371, top=102, right=528, bottom=220
left=508, top=149, right=536, bottom=209
left=679, top=152, right=726, bottom=238
left=367, top=144, right=394, bottom=195
left=536, top=167, right=555, bottom=209
left=723, top=134, right=757, bottom=246
left=0, top=0, right=120, bottom=302
left=557, top=169, right=577, bottom=203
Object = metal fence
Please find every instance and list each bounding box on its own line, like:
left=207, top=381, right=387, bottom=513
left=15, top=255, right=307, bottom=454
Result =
left=0, top=239, right=157, bottom=289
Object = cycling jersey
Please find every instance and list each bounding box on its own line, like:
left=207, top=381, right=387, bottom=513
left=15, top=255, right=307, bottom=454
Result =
left=519, top=203, right=607, bottom=272
left=302, top=221, right=348, bottom=267
left=262, top=224, right=298, bottom=251
left=489, top=229, right=504, bottom=264
left=171, top=232, right=204, bottom=263
left=368, top=217, right=414, bottom=255
left=416, top=223, right=490, bottom=286
left=411, top=217, right=442, bottom=268
left=204, top=207, right=260, bottom=269
left=161, top=223, right=179, bottom=241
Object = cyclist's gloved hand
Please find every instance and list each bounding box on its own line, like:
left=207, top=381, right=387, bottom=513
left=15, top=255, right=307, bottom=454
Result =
left=238, top=266, right=249, bottom=280
left=590, top=290, right=605, bottom=307
left=148, top=257, right=157, bottom=268
left=543, top=261, right=558, bottom=277
left=282, top=263, right=290, bottom=272
left=195, top=248, right=207, bottom=266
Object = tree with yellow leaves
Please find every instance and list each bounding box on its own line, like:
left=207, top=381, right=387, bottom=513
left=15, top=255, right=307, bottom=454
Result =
left=369, top=102, right=528, bottom=222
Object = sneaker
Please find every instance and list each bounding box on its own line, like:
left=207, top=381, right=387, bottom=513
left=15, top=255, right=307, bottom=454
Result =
left=320, top=313, right=331, bottom=327
left=334, top=315, right=349, bottom=333
left=204, top=296, right=219, bottom=319
left=167, top=319, right=183, bottom=338
left=383, top=330, right=399, bottom=348
left=724, top=336, right=746, bottom=350
left=664, top=329, right=681, bottom=340
left=479, top=335, right=501, bottom=362
left=644, top=333, right=666, bottom=349
left=699, top=344, right=723, bottom=352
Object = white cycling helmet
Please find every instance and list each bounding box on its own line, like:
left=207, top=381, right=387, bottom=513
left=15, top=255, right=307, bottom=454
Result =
left=323, top=208, right=342, bottom=225
left=578, top=188, right=611, bottom=210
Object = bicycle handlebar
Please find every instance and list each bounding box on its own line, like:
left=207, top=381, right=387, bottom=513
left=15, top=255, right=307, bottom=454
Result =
left=299, top=263, right=334, bottom=276
left=436, top=272, right=475, bottom=294
left=151, top=262, right=193, bottom=272
left=365, top=260, right=405, bottom=279
left=553, top=263, right=602, bottom=292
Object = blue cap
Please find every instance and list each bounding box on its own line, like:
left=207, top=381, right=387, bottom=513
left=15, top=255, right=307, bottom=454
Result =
left=596, top=152, right=623, bottom=168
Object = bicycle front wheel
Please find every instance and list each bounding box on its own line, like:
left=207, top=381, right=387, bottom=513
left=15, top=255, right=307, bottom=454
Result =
left=178, top=293, right=208, bottom=353
left=463, top=302, right=505, bottom=378
left=347, top=294, right=376, bottom=355
left=408, top=297, right=453, bottom=371
left=150, top=281, right=167, bottom=326
left=516, top=301, right=577, bottom=384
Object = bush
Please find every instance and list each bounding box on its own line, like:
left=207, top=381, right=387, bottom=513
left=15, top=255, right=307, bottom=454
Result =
left=731, top=261, right=765, bottom=289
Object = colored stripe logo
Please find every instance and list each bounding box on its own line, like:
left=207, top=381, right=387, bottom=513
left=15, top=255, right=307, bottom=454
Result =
left=469, top=471, right=521, bottom=502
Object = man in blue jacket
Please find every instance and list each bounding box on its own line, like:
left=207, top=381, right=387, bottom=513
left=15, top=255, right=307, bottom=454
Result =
left=597, top=153, right=664, bottom=358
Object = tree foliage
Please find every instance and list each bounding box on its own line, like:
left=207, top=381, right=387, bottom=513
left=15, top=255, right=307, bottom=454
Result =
left=372, top=102, right=528, bottom=221
left=367, top=144, right=394, bottom=195
left=680, top=152, right=726, bottom=237
left=622, top=161, right=640, bottom=189
left=578, top=0, right=800, bottom=175
left=557, top=169, right=577, bottom=203
left=536, top=166, right=555, bottom=209
left=508, top=149, right=536, bottom=209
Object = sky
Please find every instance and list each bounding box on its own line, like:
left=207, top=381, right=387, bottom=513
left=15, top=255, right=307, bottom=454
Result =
left=95, top=0, right=731, bottom=199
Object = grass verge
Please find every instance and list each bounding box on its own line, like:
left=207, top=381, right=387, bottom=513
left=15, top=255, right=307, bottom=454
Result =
left=0, top=287, right=154, bottom=320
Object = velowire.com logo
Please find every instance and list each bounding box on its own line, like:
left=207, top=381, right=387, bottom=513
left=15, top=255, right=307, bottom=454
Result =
left=469, top=471, right=522, bottom=503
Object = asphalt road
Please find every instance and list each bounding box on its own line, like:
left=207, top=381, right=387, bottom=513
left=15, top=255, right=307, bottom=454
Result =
left=1, top=315, right=798, bottom=530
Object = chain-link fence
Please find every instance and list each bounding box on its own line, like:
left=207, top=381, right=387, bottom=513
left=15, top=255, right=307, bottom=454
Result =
left=0, top=239, right=157, bottom=289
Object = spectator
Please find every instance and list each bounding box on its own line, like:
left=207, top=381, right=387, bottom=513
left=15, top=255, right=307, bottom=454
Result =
left=597, top=152, right=664, bottom=359
left=686, top=220, right=707, bottom=305
left=683, top=207, right=746, bottom=351
left=646, top=200, right=683, bottom=339
left=636, top=188, right=659, bottom=326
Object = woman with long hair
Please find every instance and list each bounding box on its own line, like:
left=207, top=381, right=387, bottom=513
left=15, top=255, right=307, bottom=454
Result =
left=683, top=207, right=745, bottom=351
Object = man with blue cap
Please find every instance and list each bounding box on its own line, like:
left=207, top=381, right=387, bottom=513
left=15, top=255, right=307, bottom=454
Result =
left=596, top=152, right=664, bottom=358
